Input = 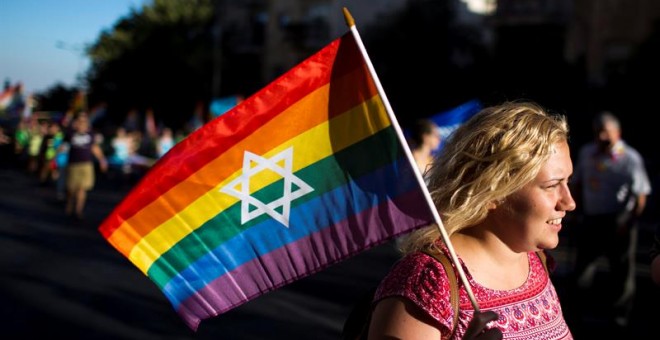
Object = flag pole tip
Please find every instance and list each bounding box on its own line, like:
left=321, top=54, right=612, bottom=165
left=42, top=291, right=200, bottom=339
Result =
left=343, top=7, right=355, bottom=28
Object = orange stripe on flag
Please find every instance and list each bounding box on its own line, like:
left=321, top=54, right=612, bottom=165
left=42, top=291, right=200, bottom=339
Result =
left=105, top=66, right=378, bottom=257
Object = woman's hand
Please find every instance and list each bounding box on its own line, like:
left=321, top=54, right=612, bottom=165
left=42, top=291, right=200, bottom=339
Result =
left=462, top=311, right=502, bottom=340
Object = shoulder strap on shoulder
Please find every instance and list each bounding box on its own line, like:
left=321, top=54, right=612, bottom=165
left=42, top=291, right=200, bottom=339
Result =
left=423, top=250, right=459, bottom=338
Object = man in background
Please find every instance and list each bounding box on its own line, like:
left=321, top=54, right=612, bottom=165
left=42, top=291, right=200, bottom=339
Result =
left=570, top=111, right=651, bottom=330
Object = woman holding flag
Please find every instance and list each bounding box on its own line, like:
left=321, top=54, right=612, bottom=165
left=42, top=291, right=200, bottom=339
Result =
left=99, top=9, right=574, bottom=336
left=367, top=101, right=576, bottom=339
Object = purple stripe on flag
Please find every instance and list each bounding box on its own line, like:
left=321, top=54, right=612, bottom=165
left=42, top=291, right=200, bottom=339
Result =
left=176, top=189, right=430, bottom=330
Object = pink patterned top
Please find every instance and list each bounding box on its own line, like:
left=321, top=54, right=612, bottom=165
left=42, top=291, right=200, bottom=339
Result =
left=373, top=250, right=573, bottom=339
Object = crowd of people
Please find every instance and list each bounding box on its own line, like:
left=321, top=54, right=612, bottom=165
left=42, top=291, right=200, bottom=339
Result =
left=1, top=108, right=188, bottom=221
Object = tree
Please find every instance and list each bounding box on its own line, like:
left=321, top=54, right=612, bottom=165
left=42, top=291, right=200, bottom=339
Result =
left=86, top=0, right=215, bottom=129
left=34, top=84, right=79, bottom=114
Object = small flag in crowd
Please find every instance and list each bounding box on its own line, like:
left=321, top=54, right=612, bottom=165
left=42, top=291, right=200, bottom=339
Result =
left=210, top=95, right=243, bottom=117
left=98, top=30, right=433, bottom=330
left=430, top=98, right=481, bottom=140
left=0, top=87, right=14, bottom=110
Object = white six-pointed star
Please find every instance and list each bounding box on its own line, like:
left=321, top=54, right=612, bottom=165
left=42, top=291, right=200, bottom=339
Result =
left=220, top=147, right=314, bottom=227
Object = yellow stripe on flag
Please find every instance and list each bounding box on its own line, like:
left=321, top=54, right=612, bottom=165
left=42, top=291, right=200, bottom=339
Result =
left=128, top=94, right=390, bottom=273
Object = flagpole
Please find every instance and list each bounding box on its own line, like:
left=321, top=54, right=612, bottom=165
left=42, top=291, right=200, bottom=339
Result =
left=342, top=7, right=481, bottom=313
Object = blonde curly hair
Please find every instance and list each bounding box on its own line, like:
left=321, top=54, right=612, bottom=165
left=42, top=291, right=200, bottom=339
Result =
left=399, top=101, right=570, bottom=254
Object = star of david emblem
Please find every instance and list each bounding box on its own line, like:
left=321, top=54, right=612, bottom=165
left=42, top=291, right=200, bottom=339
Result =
left=220, top=147, right=314, bottom=227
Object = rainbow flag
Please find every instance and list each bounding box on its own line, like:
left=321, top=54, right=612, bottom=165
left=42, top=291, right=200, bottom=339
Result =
left=98, top=32, right=433, bottom=330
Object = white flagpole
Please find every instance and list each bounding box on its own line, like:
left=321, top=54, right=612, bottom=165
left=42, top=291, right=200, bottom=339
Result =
left=342, top=7, right=480, bottom=312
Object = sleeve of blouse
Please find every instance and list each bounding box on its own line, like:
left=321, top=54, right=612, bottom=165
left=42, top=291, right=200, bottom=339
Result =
left=373, top=252, right=455, bottom=333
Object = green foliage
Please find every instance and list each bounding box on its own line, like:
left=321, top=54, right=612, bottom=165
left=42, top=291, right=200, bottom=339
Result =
left=34, top=84, right=78, bottom=113
left=88, top=0, right=214, bottom=64
left=85, top=0, right=215, bottom=128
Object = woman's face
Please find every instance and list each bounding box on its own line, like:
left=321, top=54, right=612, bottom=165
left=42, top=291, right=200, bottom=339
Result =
left=492, top=141, right=576, bottom=252
left=595, top=120, right=621, bottom=151
left=424, top=126, right=441, bottom=151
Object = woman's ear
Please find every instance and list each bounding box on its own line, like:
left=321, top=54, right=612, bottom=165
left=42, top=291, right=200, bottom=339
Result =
left=487, top=201, right=497, bottom=210
left=488, top=198, right=504, bottom=210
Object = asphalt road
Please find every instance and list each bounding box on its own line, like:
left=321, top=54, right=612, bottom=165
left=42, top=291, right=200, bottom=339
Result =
left=1, top=160, right=658, bottom=339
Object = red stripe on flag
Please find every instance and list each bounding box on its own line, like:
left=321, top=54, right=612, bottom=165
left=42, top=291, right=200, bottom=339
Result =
left=99, top=34, right=371, bottom=238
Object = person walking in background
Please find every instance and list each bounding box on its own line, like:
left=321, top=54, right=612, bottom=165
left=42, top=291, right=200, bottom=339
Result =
left=26, top=118, right=46, bottom=174
left=108, top=126, right=134, bottom=177
left=62, top=114, right=108, bottom=220
left=366, top=102, right=575, bottom=339
left=54, top=139, right=69, bottom=201
left=570, top=111, right=651, bottom=330
left=37, top=121, right=62, bottom=186
left=13, top=119, right=30, bottom=165
left=395, top=118, right=442, bottom=249
left=408, top=118, right=441, bottom=178
left=0, top=125, right=10, bottom=145
left=156, top=126, right=175, bottom=159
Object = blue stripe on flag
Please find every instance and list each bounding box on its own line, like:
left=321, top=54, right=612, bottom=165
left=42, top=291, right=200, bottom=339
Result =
left=162, top=157, right=421, bottom=307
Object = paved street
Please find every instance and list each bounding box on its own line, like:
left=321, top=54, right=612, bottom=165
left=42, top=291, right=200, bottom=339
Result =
left=1, top=162, right=658, bottom=339
left=0, top=164, right=401, bottom=340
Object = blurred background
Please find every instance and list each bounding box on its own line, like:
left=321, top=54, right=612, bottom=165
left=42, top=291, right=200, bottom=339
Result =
left=1, top=0, right=659, bottom=160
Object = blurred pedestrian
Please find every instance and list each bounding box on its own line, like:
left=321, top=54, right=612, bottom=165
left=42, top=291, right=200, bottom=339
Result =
left=366, top=101, right=575, bottom=339
left=570, top=111, right=651, bottom=329
left=54, top=140, right=69, bottom=201
left=13, top=119, right=30, bottom=163
left=62, top=114, right=108, bottom=220
left=396, top=118, right=441, bottom=249
left=408, top=118, right=441, bottom=179
left=26, top=118, right=46, bottom=174
left=156, top=126, right=175, bottom=158
left=108, top=126, right=133, bottom=176
left=37, top=121, right=62, bottom=185
left=0, top=125, right=10, bottom=145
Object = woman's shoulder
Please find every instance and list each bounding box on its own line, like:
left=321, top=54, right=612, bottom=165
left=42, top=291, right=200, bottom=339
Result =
left=374, top=251, right=456, bottom=323
left=379, top=251, right=445, bottom=283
